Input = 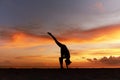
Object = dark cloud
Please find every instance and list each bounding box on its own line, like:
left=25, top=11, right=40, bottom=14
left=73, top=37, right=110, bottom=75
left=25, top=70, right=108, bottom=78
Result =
left=13, top=22, right=52, bottom=39
left=87, top=56, right=120, bottom=65
left=0, top=27, right=15, bottom=41
left=0, top=23, right=50, bottom=41
left=14, top=23, right=44, bottom=34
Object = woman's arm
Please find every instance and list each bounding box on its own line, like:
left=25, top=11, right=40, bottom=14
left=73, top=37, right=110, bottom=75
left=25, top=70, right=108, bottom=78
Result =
left=47, top=32, right=63, bottom=47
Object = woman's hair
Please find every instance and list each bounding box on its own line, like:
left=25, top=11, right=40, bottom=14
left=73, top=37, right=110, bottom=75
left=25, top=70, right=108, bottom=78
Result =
left=65, top=59, right=72, bottom=65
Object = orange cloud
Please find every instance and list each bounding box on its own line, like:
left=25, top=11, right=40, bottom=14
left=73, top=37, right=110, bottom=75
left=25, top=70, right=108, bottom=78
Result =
left=57, top=24, right=120, bottom=44
left=0, top=32, right=51, bottom=49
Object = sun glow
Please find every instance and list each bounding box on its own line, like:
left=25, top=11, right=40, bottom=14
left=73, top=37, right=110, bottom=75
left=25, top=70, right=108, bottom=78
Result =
left=2, top=32, right=50, bottom=48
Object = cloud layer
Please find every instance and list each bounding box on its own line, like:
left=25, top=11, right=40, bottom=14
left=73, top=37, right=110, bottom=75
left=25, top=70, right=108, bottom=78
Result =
left=87, top=56, right=120, bottom=65
left=0, top=24, right=120, bottom=44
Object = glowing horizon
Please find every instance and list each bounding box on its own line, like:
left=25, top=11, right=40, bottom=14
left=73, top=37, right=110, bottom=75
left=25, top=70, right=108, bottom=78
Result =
left=0, top=24, right=120, bottom=68
left=0, top=0, right=120, bottom=68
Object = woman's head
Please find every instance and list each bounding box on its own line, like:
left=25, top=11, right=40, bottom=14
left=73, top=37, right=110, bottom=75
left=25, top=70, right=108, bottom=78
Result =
left=65, top=59, right=72, bottom=65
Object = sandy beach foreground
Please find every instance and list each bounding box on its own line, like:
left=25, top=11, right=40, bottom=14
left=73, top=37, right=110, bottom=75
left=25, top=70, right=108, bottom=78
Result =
left=0, top=68, right=120, bottom=80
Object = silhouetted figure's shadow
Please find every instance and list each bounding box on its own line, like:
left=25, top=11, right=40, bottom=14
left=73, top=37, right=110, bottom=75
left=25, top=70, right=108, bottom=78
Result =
left=47, top=32, right=72, bottom=69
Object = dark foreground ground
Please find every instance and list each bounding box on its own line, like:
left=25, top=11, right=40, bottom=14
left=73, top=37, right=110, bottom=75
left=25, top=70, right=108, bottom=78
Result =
left=0, top=68, right=120, bottom=80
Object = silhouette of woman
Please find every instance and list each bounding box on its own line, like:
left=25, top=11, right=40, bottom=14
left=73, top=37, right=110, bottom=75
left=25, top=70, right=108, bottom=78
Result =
left=47, top=32, right=71, bottom=69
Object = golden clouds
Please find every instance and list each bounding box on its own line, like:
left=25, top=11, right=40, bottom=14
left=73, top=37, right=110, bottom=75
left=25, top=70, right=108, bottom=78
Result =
left=61, top=24, right=120, bottom=43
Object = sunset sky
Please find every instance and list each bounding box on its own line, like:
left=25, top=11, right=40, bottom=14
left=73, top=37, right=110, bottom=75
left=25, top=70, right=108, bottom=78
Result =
left=0, top=0, right=120, bottom=68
